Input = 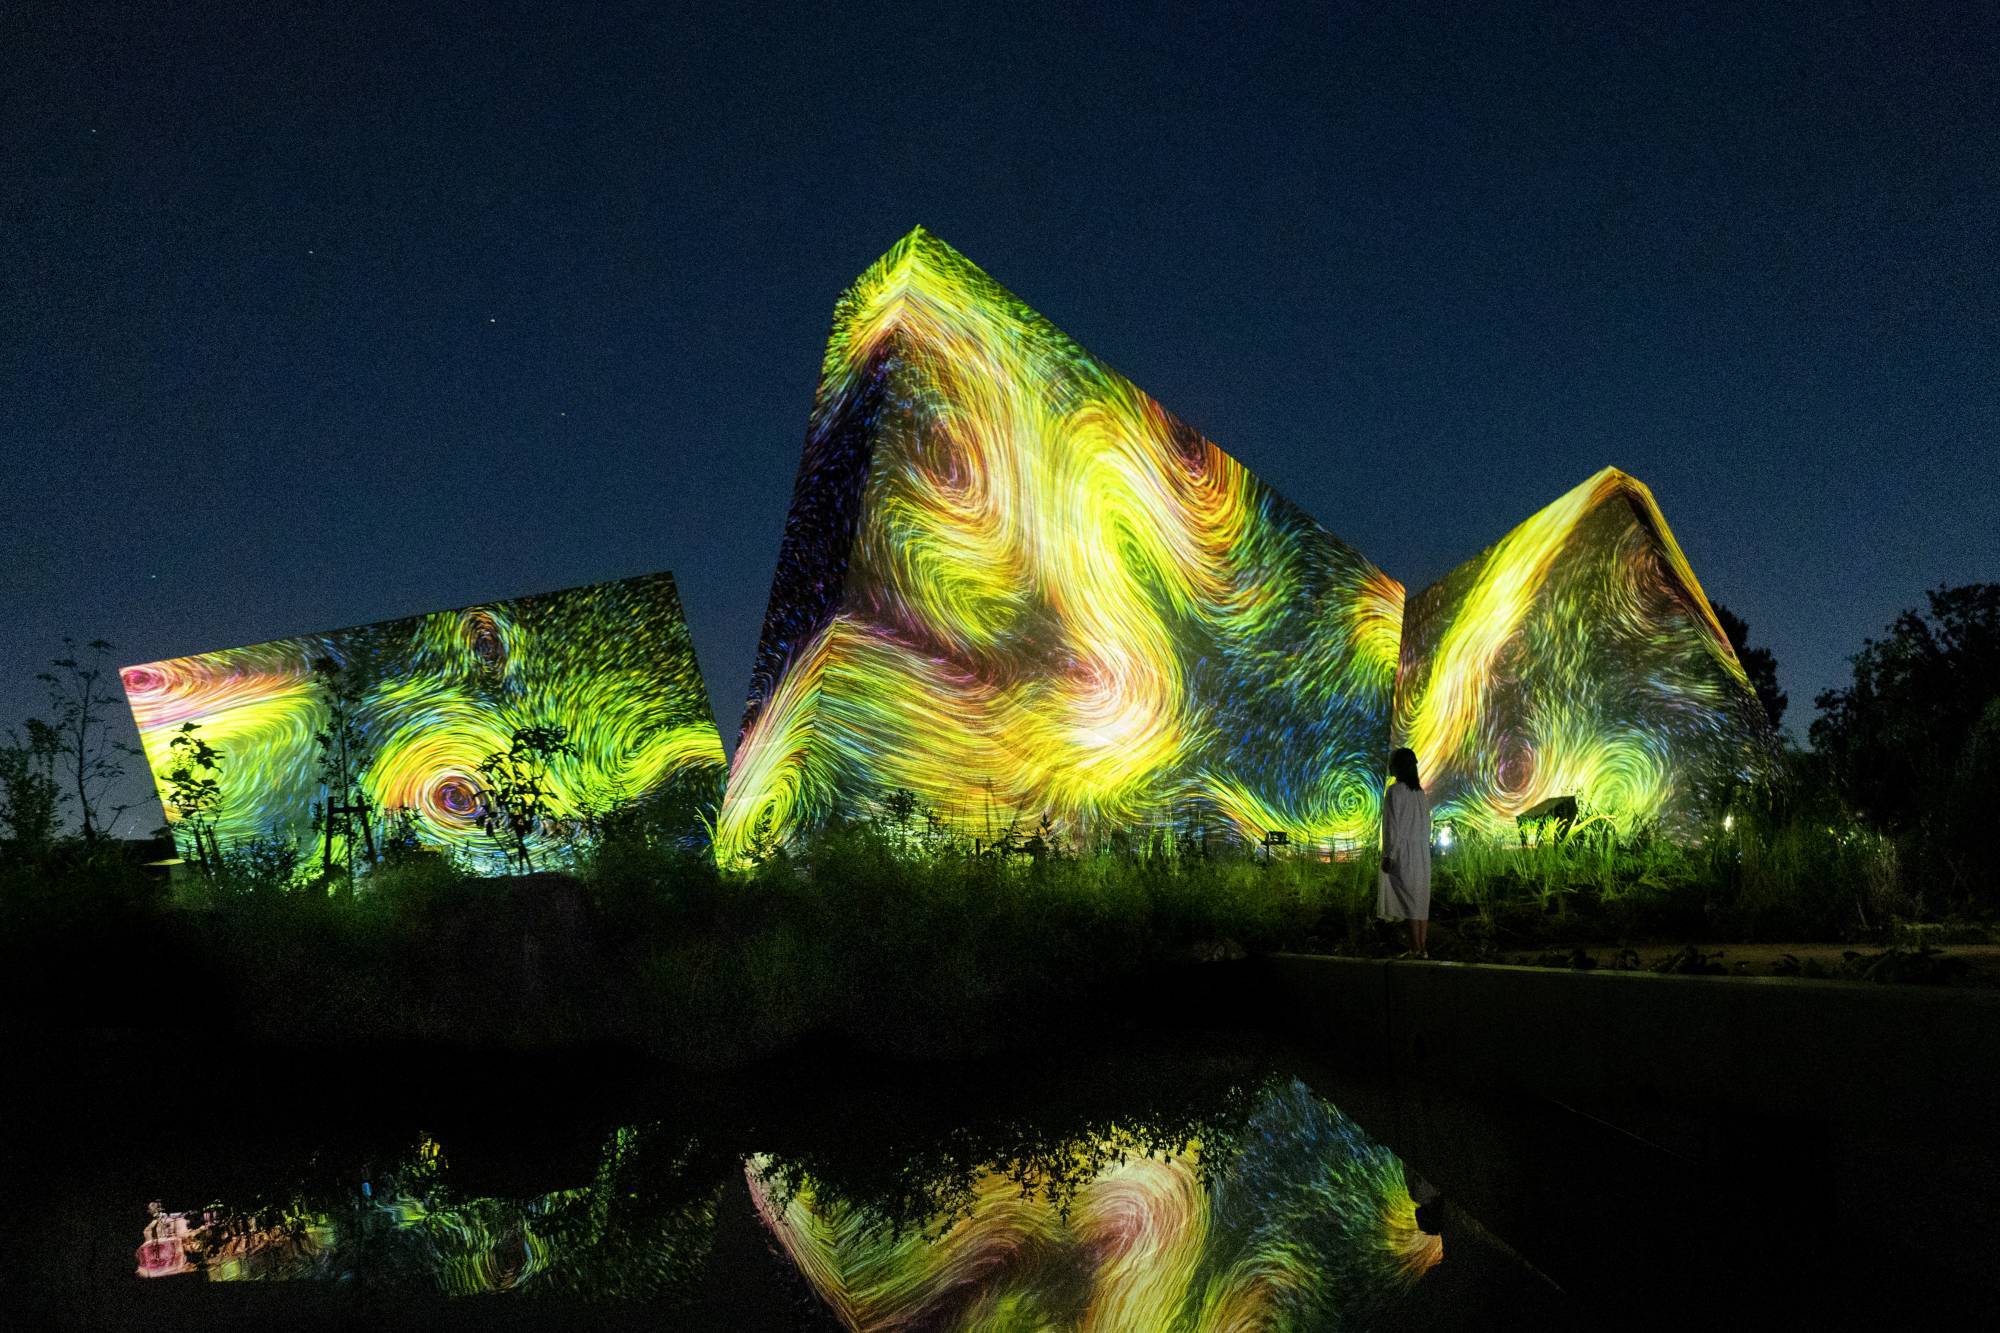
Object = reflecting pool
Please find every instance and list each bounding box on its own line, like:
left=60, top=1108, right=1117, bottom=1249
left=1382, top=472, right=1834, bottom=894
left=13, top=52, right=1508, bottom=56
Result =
left=80, top=1038, right=1557, bottom=1330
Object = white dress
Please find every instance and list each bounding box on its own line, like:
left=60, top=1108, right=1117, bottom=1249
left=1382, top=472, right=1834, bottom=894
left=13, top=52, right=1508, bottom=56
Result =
left=1376, top=783, right=1432, bottom=921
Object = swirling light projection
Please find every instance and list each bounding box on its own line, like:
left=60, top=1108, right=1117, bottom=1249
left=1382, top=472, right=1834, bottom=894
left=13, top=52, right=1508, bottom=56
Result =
left=748, top=1077, right=1441, bottom=1330
left=1393, top=468, right=1778, bottom=838
left=719, top=228, right=1401, bottom=862
left=122, top=572, right=726, bottom=875
left=135, top=1128, right=720, bottom=1302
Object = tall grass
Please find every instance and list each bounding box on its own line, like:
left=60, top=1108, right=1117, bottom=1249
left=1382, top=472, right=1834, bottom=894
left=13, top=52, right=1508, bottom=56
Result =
left=588, top=816, right=1380, bottom=1060
left=1430, top=805, right=1909, bottom=945
left=0, top=788, right=1957, bottom=1064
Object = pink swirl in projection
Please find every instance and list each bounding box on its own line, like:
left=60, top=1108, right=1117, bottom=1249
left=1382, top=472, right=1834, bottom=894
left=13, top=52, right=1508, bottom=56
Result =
left=433, top=776, right=484, bottom=819
left=120, top=656, right=309, bottom=732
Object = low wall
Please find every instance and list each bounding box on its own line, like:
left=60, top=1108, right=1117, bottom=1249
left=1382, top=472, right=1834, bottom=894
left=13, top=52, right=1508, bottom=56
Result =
left=1262, top=954, right=2000, bottom=1307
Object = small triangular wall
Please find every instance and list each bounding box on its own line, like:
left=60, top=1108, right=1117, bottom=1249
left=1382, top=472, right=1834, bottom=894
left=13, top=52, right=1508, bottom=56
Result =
left=123, top=572, right=727, bottom=873
left=1392, top=467, right=1778, bottom=838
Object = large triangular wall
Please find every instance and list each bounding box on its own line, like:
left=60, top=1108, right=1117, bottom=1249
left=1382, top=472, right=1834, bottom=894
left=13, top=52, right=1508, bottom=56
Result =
left=722, top=232, right=1778, bottom=859
left=717, top=229, right=1404, bottom=862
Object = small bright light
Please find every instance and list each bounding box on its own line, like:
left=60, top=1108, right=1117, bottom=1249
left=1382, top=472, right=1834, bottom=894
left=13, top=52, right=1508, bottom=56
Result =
left=1437, top=825, right=1454, bottom=849
left=1723, top=813, right=1735, bottom=832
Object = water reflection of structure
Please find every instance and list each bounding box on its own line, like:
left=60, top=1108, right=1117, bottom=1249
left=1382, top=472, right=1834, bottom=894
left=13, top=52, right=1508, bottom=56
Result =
left=131, top=1079, right=1441, bottom=1325
left=133, top=1128, right=720, bottom=1300
left=135, top=1198, right=331, bottom=1280
left=134, top=1201, right=194, bottom=1278
left=749, top=1078, right=1443, bottom=1330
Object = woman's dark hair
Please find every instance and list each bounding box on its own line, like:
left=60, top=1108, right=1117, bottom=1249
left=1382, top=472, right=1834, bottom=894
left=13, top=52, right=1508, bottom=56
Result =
left=1389, top=747, right=1422, bottom=791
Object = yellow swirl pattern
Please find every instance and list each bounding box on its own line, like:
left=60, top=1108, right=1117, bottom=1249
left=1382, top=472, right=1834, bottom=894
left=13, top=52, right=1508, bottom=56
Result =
left=747, top=1079, right=1440, bottom=1330
left=721, top=229, right=1400, bottom=862
left=122, top=573, right=725, bottom=875
left=1394, top=468, right=1775, bottom=836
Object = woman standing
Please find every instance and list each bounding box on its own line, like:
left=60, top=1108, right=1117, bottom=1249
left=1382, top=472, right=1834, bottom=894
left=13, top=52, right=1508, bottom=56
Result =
left=1378, top=748, right=1433, bottom=957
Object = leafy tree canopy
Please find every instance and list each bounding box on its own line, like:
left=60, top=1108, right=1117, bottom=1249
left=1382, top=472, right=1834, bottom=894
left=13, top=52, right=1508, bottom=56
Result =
left=1711, top=602, right=1787, bottom=731
left=1811, top=583, right=2000, bottom=837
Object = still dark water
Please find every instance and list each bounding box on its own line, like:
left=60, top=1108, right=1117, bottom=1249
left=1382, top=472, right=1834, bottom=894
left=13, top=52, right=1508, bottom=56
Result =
left=38, top=1034, right=1566, bottom=1330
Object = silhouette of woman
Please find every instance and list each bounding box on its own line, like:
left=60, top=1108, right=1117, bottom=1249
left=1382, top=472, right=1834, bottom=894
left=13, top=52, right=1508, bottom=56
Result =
left=1378, top=748, right=1433, bottom=957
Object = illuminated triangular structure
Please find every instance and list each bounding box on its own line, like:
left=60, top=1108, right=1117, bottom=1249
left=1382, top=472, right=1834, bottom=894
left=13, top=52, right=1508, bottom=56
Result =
left=718, top=229, right=1402, bottom=862
left=123, top=573, right=726, bottom=874
left=1393, top=468, right=1777, bottom=837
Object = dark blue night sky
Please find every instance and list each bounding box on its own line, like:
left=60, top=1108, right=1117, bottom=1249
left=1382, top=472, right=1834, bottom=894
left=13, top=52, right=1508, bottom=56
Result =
left=4, top=1, right=1995, bottom=831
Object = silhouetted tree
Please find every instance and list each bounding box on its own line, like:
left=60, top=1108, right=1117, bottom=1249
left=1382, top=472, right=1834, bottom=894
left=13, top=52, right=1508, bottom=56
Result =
left=1710, top=603, right=1787, bottom=730
left=881, top=787, right=920, bottom=830
left=162, top=722, right=225, bottom=873
left=34, top=638, right=135, bottom=840
left=1811, top=582, right=2000, bottom=904
left=0, top=720, right=64, bottom=858
left=478, top=724, right=578, bottom=874
left=310, top=657, right=376, bottom=892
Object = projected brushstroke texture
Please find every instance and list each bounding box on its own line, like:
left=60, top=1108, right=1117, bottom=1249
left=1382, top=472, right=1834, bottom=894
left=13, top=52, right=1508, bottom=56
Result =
left=1394, top=468, right=1777, bottom=838
left=147, top=1128, right=719, bottom=1300
left=720, top=228, right=1400, bottom=862
left=122, top=573, right=726, bottom=873
left=748, top=1078, right=1440, bottom=1331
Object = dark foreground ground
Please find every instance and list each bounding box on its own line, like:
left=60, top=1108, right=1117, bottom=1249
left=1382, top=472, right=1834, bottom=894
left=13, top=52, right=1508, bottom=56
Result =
left=1266, top=952, right=2000, bottom=1327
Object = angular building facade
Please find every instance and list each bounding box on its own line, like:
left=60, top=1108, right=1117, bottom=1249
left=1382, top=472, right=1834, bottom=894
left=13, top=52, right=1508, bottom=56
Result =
left=716, top=229, right=1404, bottom=863
left=123, top=572, right=726, bottom=875
left=1393, top=468, right=1778, bottom=839
left=723, top=232, right=1778, bottom=860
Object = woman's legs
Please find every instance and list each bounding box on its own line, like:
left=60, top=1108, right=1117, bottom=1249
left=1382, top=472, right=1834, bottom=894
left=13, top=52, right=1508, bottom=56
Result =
left=1412, top=918, right=1429, bottom=957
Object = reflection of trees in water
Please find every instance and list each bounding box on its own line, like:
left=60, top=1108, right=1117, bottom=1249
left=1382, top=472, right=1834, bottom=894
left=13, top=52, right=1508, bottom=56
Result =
left=135, top=1200, right=333, bottom=1281
left=142, top=1124, right=723, bottom=1303
left=749, top=1077, right=1442, bottom=1331
left=357, top=1127, right=722, bottom=1301
left=751, top=1074, right=1263, bottom=1242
